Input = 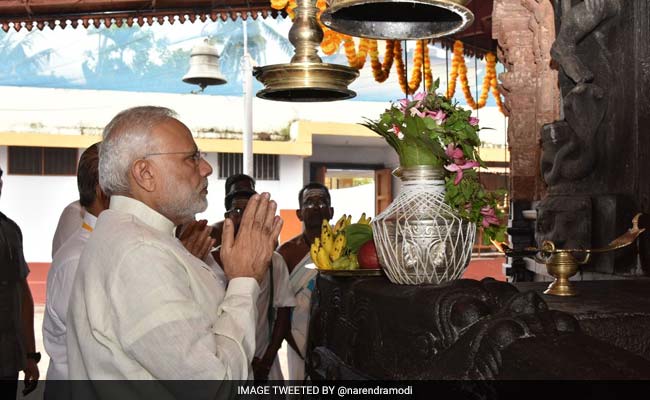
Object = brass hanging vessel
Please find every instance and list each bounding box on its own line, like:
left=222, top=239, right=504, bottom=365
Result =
left=320, top=0, right=474, bottom=40
left=254, top=0, right=358, bottom=102
left=182, top=40, right=227, bottom=91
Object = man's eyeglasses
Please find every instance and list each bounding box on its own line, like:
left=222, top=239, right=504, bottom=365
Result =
left=143, top=149, right=206, bottom=165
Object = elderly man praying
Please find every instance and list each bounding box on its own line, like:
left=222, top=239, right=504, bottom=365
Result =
left=66, top=107, right=282, bottom=393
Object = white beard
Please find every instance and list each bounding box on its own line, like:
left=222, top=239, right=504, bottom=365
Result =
left=159, top=177, right=208, bottom=223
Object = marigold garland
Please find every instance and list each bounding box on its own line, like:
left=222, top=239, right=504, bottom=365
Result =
left=394, top=40, right=429, bottom=95
left=369, top=39, right=395, bottom=83
left=447, top=40, right=505, bottom=113
left=269, top=1, right=504, bottom=113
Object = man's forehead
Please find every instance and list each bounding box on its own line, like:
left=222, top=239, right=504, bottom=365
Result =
left=303, top=188, right=328, bottom=200
left=154, top=118, right=195, bottom=147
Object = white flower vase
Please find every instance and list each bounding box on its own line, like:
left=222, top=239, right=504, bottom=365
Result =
left=372, top=165, right=476, bottom=285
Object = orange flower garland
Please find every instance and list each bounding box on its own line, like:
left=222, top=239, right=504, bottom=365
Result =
left=369, top=39, right=395, bottom=83
left=394, top=40, right=430, bottom=95
left=269, top=1, right=504, bottom=112
left=446, top=40, right=505, bottom=113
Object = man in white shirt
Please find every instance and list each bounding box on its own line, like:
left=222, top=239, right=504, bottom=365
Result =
left=66, top=106, right=282, bottom=396
left=43, top=143, right=108, bottom=382
left=51, top=201, right=83, bottom=258
left=213, top=189, right=296, bottom=381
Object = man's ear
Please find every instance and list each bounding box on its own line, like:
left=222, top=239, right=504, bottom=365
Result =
left=131, top=159, right=156, bottom=192
left=95, top=184, right=110, bottom=210
left=296, top=209, right=303, bottom=221
left=328, top=207, right=334, bottom=220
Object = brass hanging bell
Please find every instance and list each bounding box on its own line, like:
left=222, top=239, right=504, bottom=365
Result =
left=321, top=0, right=474, bottom=40
left=182, top=40, right=227, bottom=91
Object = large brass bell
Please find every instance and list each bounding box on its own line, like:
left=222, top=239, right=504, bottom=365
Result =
left=320, top=0, right=474, bottom=40
left=182, top=40, right=227, bottom=91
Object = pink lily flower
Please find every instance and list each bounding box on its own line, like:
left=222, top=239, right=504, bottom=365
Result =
left=426, top=109, right=447, bottom=124
left=445, top=144, right=465, bottom=164
left=413, top=92, right=427, bottom=101
left=444, top=160, right=479, bottom=185
left=412, top=91, right=427, bottom=107
left=480, top=206, right=500, bottom=227
left=391, top=124, right=404, bottom=140
left=397, top=98, right=410, bottom=112
left=468, top=116, right=479, bottom=126
left=409, top=107, right=426, bottom=118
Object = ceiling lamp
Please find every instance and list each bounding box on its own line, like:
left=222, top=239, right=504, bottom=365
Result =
left=182, top=40, right=227, bottom=92
left=320, top=0, right=474, bottom=40
left=254, top=0, right=359, bottom=102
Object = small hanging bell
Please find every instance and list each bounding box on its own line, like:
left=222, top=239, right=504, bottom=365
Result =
left=320, top=0, right=474, bottom=40
left=182, top=40, right=227, bottom=91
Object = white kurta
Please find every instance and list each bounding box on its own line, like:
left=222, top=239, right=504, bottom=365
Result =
left=287, top=254, right=318, bottom=381
left=213, top=249, right=296, bottom=380
left=43, top=212, right=97, bottom=380
left=66, top=196, right=259, bottom=395
left=51, top=200, right=84, bottom=258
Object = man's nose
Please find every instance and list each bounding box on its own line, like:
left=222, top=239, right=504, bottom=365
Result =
left=199, top=157, right=213, bottom=177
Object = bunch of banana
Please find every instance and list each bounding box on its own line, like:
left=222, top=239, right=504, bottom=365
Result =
left=310, top=214, right=356, bottom=270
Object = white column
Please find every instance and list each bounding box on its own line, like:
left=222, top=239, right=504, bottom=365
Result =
left=242, top=16, right=254, bottom=176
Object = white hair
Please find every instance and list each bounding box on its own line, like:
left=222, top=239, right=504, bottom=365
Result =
left=99, top=106, right=178, bottom=196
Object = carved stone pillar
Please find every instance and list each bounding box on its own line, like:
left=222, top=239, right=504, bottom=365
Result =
left=493, top=0, right=560, bottom=279
left=492, top=0, right=560, bottom=201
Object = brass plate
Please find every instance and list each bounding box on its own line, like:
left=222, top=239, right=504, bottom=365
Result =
left=305, top=263, right=384, bottom=276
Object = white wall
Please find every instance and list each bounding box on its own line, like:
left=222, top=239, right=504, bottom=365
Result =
left=330, top=184, right=376, bottom=221
left=0, top=147, right=79, bottom=262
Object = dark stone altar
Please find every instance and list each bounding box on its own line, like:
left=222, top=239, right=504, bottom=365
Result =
left=307, top=275, right=650, bottom=380
left=537, top=0, right=650, bottom=275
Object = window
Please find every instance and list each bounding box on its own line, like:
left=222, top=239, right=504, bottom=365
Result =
left=8, top=146, right=77, bottom=175
left=217, top=153, right=279, bottom=181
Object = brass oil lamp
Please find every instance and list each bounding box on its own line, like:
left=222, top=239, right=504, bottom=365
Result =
left=254, top=0, right=359, bottom=102
left=496, top=214, right=645, bottom=297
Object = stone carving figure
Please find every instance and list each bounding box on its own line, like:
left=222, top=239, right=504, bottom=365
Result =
left=540, top=82, right=605, bottom=185
left=551, top=0, right=621, bottom=84
left=540, top=0, right=619, bottom=188
left=535, top=195, right=592, bottom=250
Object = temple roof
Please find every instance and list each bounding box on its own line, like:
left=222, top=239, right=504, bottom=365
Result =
left=0, top=0, right=495, bottom=53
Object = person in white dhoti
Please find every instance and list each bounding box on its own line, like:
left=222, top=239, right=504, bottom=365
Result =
left=213, top=189, right=296, bottom=381
left=66, top=106, right=282, bottom=397
left=278, top=183, right=334, bottom=381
